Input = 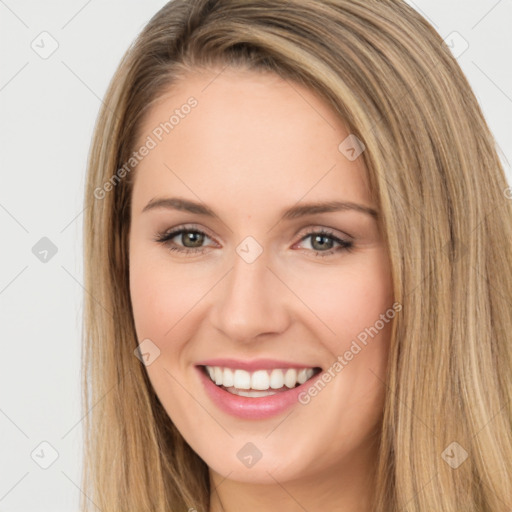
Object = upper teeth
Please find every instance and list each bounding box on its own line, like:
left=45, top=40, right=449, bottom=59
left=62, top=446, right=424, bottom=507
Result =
left=205, top=366, right=316, bottom=390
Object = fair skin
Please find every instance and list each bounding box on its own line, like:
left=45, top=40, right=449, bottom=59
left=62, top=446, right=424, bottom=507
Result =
left=128, top=66, right=394, bottom=511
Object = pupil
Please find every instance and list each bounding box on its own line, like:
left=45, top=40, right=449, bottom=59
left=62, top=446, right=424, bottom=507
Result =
left=184, top=232, right=204, bottom=247
left=313, top=235, right=332, bottom=251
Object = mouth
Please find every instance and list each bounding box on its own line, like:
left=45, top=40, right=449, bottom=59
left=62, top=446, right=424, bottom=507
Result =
left=200, top=365, right=323, bottom=398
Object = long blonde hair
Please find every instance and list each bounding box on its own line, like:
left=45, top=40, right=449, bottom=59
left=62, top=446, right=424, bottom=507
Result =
left=81, top=1, right=512, bottom=510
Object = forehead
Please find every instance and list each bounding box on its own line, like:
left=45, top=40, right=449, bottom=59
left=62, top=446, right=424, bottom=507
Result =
left=131, top=67, right=371, bottom=214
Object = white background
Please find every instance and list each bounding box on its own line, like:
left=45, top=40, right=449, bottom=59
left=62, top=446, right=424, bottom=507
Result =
left=0, top=1, right=511, bottom=510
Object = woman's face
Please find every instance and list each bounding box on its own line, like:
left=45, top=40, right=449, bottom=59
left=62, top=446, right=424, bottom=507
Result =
left=129, top=67, right=394, bottom=487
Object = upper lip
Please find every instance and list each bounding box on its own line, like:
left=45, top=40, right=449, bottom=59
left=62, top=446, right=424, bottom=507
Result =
left=195, top=358, right=321, bottom=371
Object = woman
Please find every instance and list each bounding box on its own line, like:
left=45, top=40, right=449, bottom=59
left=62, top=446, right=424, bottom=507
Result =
left=82, top=0, right=512, bottom=510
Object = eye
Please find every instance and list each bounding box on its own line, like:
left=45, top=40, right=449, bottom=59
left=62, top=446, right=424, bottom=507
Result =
left=295, top=229, right=354, bottom=257
left=154, top=225, right=354, bottom=258
left=154, top=225, right=216, bottom=256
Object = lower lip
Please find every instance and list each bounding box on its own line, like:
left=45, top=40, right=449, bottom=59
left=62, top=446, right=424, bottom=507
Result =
left=196, top=366, right=322, bottom=420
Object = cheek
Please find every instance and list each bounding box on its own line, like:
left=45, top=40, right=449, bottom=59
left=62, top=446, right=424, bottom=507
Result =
left=129, top=263, right=166, bottom=341
left=290, top=253, right=394, bottom=348
left=129, top=244, right=204, bottom=343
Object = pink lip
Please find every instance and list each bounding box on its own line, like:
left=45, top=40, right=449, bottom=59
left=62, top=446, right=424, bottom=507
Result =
left=195, top=358, right=318, bottom=371
left=195, top=365, right=323, bottom=420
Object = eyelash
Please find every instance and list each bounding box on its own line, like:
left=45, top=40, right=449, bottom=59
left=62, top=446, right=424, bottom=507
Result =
left=153, top=225, right=354, bottom=258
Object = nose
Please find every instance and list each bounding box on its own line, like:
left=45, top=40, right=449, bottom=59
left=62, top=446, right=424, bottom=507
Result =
left=209, top=247, right=291, bottom=343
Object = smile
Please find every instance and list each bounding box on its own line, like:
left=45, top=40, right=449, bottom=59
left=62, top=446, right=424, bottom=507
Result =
left=203, top=365, right=321, bottom=397
left=196, top=361, right=323, bottom=419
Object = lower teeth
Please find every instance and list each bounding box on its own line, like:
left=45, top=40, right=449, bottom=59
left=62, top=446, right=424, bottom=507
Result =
left=225, top=388, right=278, bottom=397
left=221, top=385, right=294, bottom=397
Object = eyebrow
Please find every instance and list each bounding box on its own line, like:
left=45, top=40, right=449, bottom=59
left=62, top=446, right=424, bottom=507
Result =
left=142, top=197, right=378, bottom=220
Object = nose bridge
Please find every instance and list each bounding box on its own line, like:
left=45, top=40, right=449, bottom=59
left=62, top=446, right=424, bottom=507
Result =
left=211, top=243, right=289, bottom=341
